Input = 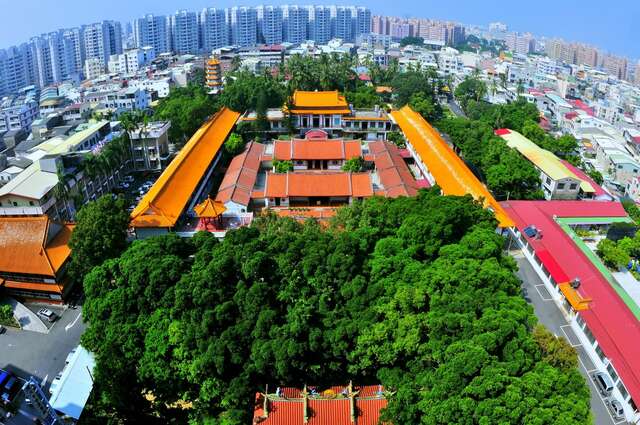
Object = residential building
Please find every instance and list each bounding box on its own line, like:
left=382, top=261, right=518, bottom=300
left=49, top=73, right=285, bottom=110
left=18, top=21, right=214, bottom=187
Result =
left=0, top=94, right=39, bottom=133
left=506, top=32, right=535, bottom=55
left=200, top=8, right=228, bottom=52
left=230, top=7, right=258, bottom=47
left=333, top=6, right=353, bottom=42
left=257, top=5, right=283, bottom=45
left=309, top=6, right=332, bottom=44
left=283, top=5, right=308, bottom=44
left=496, top=129, right=595, bottom=200
left=133, top=14, right=170, bottom=54
left=170, top=10, right=199, bottom=54
left=84, top=57, right=104, bottom=80
left=107, top=48, right=155, bottom=75
left=82, top=21, right=123, bottom=70
left=128, top=121, right=170, bottom=171
left=253, top=385, right=387, bottom=424
left=0, top=215, right=73, bottom=302
left=602, top=54, right=628, bottom=80
left=354, top=7, right=372, bottom=37
left=103, top=87, right=150, bottom=115
left=0, top=46, right=29, bottom=96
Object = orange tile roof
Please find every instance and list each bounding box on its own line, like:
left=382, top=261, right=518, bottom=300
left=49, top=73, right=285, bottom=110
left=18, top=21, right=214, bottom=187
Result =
left=2, top=280, right=63, bottom=294
left=391, top=106, right=514, bottom=227
left=131, top=108, right=240, bottom=228
left=253, top=385, right=388, bottom=425
left=369, top=141, right=419, bottom=198
left=215, top=141, right=263, bottom=207
left=273, top=140, right=362, bottom=161
left=0, top=216, right=72, bottom=277
left=193, top=197, right=227, bottom=218
left=270, top=207, right=338, bottom=220
left=263, top=172, right=373, bottom=198
left=287, top=90, right=351, bottom=115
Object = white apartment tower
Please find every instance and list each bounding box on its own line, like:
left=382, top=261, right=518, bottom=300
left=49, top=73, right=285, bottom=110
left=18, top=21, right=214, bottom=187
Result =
left=82, top=21, right=123, bottom=71
left=283, top=5, right=309, bottom=44
left=133, top=14, right=170, bottom=54
left=200, top=8, right=229, bottom=52
left=258, top=5, right=283, bottom=45
left=170, top=10, right=199, bottom=54
left=230, top=7, right=258, bottom=47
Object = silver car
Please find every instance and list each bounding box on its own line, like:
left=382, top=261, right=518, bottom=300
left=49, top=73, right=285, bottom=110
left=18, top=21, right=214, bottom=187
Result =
left=605, top=398, right=625, bottom=420
left=37, top=308, right=57, bottom=322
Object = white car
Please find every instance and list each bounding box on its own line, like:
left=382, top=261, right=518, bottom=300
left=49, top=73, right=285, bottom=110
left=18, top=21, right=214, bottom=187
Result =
left=37, top=308, right=57, bottom=323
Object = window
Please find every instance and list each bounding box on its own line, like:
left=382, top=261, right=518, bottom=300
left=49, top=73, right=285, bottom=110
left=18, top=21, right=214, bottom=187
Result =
left=545, top=177, right=551, bottom=185
left=584, top=325, right=596, bottom=345
left=29, top=201, right=34, bottom=206
left=576, top=313, right=586, bottom=329
left=617, top=381, right=629, bottom=400
left=595, top=345, right=606, bottom=362
left=12, top=202, right=17, bottom=206
left=569, top=183, right=577, bottom=190
left=557, top=183, right=565, bottom=190
left=607, top=363, right=619, bottom=383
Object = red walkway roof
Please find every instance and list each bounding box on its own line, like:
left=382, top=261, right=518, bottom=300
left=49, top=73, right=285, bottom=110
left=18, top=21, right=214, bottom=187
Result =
left=501, top=200, right=640, bottom=406
left=216, top=141, right=264, bottom=207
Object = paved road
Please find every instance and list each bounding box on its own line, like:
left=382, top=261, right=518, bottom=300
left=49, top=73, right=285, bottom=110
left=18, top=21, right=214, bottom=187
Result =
left=447, top=99, right=467, bottom=118
left=516, top=255, right=624, bottom=425
left=1, top=306, right=86, bottom=392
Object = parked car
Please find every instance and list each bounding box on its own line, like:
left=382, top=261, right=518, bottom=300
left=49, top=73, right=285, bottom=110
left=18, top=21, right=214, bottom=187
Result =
left=592, top=371, right=614, bottom=396
left=605, top=398, right=625, bottom=420
left=37, top=308, right=57, bottom=323
left=0, top=325, right=5, bottom=334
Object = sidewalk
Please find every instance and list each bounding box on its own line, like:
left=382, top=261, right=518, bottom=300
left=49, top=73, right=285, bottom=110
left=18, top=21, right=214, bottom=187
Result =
left=5, top=298, right=48, bottom=333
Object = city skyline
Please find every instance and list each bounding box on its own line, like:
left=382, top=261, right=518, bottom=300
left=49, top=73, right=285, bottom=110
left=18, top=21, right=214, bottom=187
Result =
left=0, top=0, right=638, bottom=61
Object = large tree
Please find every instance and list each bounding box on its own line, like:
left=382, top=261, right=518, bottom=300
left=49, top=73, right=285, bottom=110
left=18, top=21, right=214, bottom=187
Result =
left=81, top=191, right=590, bottom=424
left=67, top=195, right=130, bottom=285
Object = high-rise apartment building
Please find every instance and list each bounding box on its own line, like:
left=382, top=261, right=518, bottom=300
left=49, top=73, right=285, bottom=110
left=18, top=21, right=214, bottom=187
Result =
left=170, top=10, right=199, bottom=54
left=575, top=44, right=599, bottom=68
left=230, top=7, right=258, bottom=47
left=0, top=47, right=28, bottom=96
left=283, top=5, right=309, bottom=44
left=62, top=28, right=85, bottom=76
left=133, top=14, right=170, bottom=54
left=200, top=8, right=228, bottom=52
left=354, top=7, right=371, bottom=38
left=257, top=5, right=283, bottom=45
left=309, top=6, right=332, bottom=44
left=371, top=15, right=389, bottom=36
left=82, top=21, right=123, bottom=71
left=506, top=32, right=535, bottom=55
left=635, top=62, right=640, bottom=86
left=333, top=6, right=353, bottom=42
left=602, top=54, right=628, bottom=80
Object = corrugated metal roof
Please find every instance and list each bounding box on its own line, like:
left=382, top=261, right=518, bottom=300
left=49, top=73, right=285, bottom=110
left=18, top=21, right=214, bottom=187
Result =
left=498, top=129, right=595, bottom=193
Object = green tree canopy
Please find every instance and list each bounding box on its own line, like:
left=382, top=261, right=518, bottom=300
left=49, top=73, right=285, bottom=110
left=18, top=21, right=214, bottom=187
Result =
left=68, top=195, right=130, bottom=285
left=81, top=191, right=590, bottom=424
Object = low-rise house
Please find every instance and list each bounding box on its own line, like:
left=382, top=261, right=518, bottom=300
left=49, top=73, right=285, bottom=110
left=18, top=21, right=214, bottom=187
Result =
left=496, top=129, right=595, bottom=200
left=128, top=121, right=171, bottom=171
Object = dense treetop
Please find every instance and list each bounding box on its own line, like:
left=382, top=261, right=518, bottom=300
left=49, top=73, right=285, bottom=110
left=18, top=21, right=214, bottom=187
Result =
left=80, top=190, right=591, bottom=424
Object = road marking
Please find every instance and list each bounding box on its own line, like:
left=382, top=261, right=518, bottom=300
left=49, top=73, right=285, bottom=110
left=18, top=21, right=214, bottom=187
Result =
left=41, top=374, right=48, bottom=387
left=578, top=356, right=621, bottom=425
left=65, top=312, right=81, bottom=332
left=560, top=326, right=583, bottom=347
left=534, top=284, right=553, bottom=301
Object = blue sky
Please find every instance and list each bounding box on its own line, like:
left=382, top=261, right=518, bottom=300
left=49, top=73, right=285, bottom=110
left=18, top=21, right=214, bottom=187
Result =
left=1, top=0, right=638, bottom=60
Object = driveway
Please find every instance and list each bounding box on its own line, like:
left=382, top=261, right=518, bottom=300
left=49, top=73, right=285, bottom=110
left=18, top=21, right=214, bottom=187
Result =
left=515, top=254, right=624, bottom=425
left=447, top=99, right=467, bottom=118
left=1, top=306, right=86, bottom=392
